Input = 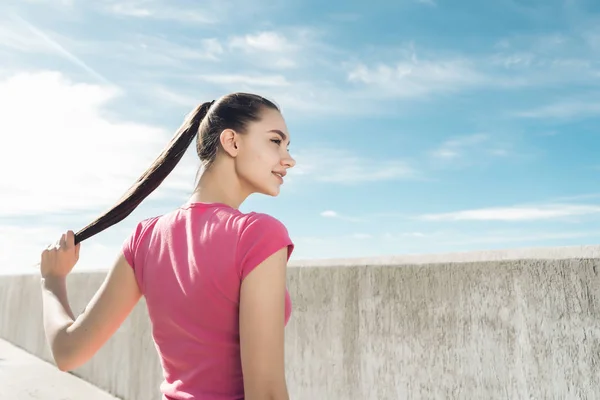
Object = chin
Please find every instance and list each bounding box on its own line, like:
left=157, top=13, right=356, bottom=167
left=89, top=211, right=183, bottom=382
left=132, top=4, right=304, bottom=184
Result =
left=257, top=184, right=281, bottom=197
left=264, top=187, right=281, bottom=197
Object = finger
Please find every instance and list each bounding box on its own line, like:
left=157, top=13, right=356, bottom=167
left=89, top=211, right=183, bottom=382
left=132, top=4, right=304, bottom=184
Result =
left=75, top=243, right=81, bottom=259
left=66, top=230, right=75, bottom=247
left=41, top=249, right=51, bottom=263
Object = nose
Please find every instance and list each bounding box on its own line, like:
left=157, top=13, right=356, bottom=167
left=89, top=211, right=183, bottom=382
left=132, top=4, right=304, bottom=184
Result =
left=282, top=151, right=296, bottom=169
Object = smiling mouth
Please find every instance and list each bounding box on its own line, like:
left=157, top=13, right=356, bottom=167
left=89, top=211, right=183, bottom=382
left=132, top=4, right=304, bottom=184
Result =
left=272, top=172, right=284, bottom=183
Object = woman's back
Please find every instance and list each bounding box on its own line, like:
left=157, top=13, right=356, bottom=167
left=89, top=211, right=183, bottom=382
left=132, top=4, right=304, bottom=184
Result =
left=122, top=201, right=294, bottom=400
left=39, top=94, right=296, bottom=399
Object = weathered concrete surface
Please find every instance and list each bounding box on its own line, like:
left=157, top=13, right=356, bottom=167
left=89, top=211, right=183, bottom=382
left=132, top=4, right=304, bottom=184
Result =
left=1, top=245, right=600, bottom=399
left=0, top=338, right=118, bottom=399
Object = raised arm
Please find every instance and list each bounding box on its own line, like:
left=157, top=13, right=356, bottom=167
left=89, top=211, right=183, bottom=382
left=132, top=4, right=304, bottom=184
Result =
left=239, top=246, right=291, bottom=400
left=40, top=230, right=141, bottom=371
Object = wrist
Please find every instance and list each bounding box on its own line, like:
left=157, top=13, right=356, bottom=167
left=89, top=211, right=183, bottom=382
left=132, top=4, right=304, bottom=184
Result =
left=41, top=274, right=67, bottom=288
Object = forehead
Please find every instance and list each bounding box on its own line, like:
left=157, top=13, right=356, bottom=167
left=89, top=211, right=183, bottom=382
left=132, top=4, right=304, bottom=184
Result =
left=258, top=108, right=290, bottom=140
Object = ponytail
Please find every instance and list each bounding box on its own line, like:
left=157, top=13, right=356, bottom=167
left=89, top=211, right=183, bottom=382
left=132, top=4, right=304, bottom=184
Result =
left=73, top=100, right=214, bottom=245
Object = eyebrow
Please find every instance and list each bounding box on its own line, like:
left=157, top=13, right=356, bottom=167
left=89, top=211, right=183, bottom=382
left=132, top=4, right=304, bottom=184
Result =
left=268, top=129, right=290, bottom=146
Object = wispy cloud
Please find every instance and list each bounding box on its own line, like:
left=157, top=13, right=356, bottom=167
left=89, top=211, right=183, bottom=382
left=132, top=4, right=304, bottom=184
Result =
left=291, top=148, right=418, bottom=184
left=418, top=204, right=600, bottom=222
left=515, top=99, right=600, bottom=119
left=427, top=133, right=517, bottom=169
left=328, top=13, right=362, bottom=22
left=415, top=0, right=437, bottom=6
left=320, top=210, right=365, bottom=222
left=550, top=193, right=600, bottom=202
left=346, top=49, right=599, bottom=101
left=195, top=74, right=291, bottom=88
left=291, top=227, right=600, bottom=260
left=433, top=230, right=600, bottom=247
left=227, top=30, right=316, bottom=70
left=430, top=134, right=490, bottom=159
left=230, top=32, right=293, bottom=53
left=0, top=21, right=52, bottom=53
left=102, top=1, right=216, bottom=24
left=345, top=25, right=600, bottom=102
left=8, top=13, right=113, bottom=86
left=347, top=57, right=486, bottom=98
left=20, top=0, right=75, bottom=6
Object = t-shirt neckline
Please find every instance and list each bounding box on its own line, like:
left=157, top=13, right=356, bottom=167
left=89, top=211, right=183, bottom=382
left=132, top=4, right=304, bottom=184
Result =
left=181, top=201, right=235, bottom=210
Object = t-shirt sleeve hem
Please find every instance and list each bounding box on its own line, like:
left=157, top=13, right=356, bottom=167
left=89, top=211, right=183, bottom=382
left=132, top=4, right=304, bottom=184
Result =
left=237, top=213, right=294, bottom=281
left=240, top=241, right=294, bottom=281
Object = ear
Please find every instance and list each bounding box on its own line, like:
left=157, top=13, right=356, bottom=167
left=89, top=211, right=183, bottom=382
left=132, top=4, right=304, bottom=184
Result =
left=219, top=129, right=239, bottom=158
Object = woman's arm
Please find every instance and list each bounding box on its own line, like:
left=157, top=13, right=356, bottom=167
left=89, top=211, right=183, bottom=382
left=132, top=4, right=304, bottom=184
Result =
left=41, top=231, right=141, bottom=371
left=239, top=246, right=290, bottom=400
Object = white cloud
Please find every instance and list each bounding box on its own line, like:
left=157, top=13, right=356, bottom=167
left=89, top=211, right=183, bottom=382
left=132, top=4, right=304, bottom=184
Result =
left=321, top=210, right=338, bottom=218
left=291, top=148, right=417, bottom=184
left=418, top=204, right=600, bottom=222
left=0, top=71, right=200, bottom=216
left=230, top=32, right=292, bottom=53
left=0, top=225, right=123, bottom=274
left=382, top=232, right=426, bottom=240
left=416, top=0, right=436, bottom=6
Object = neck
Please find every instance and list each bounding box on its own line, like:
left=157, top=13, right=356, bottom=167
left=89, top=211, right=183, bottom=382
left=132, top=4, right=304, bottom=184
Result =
left=188, top=163, right=249, bottom=209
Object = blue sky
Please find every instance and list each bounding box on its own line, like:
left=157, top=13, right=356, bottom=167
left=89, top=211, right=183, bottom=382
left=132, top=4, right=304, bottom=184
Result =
left=1, top=0, right=600, bottom=273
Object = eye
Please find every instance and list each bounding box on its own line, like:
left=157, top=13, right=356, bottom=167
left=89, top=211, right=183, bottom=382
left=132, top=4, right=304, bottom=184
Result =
left=271, top=138, right=282, bottom=145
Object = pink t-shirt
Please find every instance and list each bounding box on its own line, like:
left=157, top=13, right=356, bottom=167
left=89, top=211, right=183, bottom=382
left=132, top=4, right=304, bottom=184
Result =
left=122, top=202, right=294, bottom=400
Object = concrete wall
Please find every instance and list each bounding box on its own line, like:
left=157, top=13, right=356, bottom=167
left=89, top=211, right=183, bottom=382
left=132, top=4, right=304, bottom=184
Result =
left=1, top=245, right=600, bottom=399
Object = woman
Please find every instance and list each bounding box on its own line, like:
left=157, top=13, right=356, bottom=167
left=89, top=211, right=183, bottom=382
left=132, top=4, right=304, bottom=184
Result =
left=39, top=93, right=296, bottom=400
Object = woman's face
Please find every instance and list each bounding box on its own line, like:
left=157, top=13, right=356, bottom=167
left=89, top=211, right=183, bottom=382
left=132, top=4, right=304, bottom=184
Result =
left=233, top=107, right=295, bottom=197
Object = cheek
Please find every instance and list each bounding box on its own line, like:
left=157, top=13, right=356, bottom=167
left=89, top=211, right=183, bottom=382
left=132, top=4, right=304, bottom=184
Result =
left=249, top=142, right=278, bottom=167
left=237, top=144, right=274, bottom=181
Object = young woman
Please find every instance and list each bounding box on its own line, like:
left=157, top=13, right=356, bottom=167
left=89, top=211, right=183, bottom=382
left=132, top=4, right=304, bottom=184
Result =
left=39, top=93, right=297, bottom=400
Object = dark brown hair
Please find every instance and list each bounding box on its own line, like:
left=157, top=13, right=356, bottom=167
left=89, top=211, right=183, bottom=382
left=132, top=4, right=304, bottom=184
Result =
left=73, top=92, right=279, bottom=244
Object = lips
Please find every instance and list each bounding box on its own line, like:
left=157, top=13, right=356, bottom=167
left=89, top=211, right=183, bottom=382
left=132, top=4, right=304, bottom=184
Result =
left=272, top=171, right=284, bottom=183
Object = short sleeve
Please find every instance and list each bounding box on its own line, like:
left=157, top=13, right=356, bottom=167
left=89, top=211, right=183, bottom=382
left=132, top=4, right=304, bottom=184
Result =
left=122, top=217, right=158, bottom=270
left=237, top=213, right=294, bottom=280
